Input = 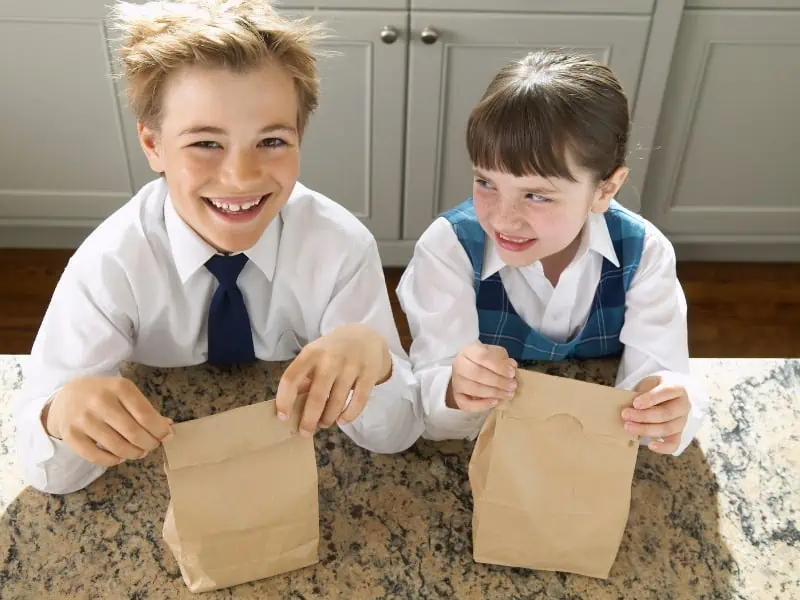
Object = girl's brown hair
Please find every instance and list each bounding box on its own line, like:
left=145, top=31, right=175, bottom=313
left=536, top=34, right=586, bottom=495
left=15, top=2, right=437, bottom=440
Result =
left=111, top=0, right=326, bottom=135
left=466, top=50, right=630, bottom=182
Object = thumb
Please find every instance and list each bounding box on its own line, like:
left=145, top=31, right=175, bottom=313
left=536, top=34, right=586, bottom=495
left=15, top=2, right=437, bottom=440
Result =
left=635, top=375, right=662, bottom=394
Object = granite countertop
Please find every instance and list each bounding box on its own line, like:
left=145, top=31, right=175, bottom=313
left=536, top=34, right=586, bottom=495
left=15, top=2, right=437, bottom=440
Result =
left=1, top=356, right=798, bottom=599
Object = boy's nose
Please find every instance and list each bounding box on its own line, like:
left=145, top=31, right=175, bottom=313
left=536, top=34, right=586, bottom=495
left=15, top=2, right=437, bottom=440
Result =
left=224, top=152, right=263, bottom=187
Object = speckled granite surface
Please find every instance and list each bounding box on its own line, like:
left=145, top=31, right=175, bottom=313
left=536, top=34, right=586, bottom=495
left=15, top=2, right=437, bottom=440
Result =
left=0, top=356, right=798, bottom=599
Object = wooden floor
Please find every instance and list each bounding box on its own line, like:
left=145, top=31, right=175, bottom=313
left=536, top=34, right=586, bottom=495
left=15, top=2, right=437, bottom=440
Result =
left=1, top=249, right=798, bottom=357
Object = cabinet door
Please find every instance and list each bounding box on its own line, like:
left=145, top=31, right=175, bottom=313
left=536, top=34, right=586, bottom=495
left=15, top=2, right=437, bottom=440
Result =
left=280, top=10, right=407, bottom=240
left=0, top=0, right=145, bottom=245
left=642, top=9, right=800, bottom=238
left=402, top=12, right=650, bottom=239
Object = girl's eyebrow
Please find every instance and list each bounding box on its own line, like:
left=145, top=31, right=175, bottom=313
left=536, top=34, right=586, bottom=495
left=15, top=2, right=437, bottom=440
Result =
left=473, top=168, right=560, bottom=195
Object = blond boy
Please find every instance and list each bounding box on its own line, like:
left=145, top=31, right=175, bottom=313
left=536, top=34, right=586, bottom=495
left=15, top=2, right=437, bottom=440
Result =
left=15, top=0, right=423, bottom=495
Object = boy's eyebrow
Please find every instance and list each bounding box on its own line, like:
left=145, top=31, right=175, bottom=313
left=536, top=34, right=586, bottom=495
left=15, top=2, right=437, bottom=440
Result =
left=178, top=123, right=297, bottom=136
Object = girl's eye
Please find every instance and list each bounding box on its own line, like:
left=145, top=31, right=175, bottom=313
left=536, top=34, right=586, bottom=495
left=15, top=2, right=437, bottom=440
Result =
left=527, top=193, right=552, bottom=203
left=191, top=141, right=221, bottom=149
left=260, top=138, right=287, bottom=148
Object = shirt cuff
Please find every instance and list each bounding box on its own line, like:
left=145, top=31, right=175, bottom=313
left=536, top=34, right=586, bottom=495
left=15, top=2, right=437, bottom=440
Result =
left=372, top=351, right=417, bottom=401
left=421, top=366, right=487, bottom=441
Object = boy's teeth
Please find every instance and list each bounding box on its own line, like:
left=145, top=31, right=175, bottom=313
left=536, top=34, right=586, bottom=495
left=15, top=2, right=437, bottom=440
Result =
left=208, top=196, right=263, bottom=212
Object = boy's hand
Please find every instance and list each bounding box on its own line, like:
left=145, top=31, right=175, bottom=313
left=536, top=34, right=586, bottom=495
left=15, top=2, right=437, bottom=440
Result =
left=42, top=376, right=174, bottom=467
left=275, top=324, right=392, bottom=437
left=446, top=342, right=517, bottom=412
left=622, top=374, right=690, bottom=454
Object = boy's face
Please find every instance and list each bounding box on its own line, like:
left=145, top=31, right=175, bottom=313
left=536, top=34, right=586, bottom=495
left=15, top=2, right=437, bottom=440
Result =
left=472, top=154, right=627, bottom=269
left=138, top=61, right=300, bottom=253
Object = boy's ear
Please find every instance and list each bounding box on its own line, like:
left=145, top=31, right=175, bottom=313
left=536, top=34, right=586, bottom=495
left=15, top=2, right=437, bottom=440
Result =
left=590, top=166, right=629, bottom=213
left=138, top=122, right=166, bottom=173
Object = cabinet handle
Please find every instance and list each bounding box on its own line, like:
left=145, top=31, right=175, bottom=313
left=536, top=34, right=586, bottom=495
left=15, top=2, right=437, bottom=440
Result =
left=380, top=26, right=398, bottom=44
left=420, top=26, right=439, bottom=45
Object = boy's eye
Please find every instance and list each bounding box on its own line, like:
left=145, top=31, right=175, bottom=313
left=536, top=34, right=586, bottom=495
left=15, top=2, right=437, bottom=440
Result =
left=259, top=138, right=287, bottom=148
left=191, top=141, right=221, bottom=149
left=475, top=177, right=494, bottom=190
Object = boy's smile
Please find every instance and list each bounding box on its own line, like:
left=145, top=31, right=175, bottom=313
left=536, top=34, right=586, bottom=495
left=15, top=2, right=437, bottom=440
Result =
left=137, top=61, right=301, bottom=253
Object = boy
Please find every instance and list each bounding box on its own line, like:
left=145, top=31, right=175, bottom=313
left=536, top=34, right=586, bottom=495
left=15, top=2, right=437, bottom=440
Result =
left=15, top=0, right=423, bottom=495
left=397, top=50, right=708, bottom=455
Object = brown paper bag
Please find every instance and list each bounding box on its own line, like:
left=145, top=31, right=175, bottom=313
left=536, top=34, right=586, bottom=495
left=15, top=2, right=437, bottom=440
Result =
left=469, top=369, right=638, bottom=579
left=162, top=397, right=318, bottom=593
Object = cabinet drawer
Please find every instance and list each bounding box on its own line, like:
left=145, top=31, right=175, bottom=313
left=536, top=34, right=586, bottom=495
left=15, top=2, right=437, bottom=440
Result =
left=686, top=0, right=800, bottom=8
left=410, top=0, right=654, bottom=14
left=277, top=0, right=408, bottom=9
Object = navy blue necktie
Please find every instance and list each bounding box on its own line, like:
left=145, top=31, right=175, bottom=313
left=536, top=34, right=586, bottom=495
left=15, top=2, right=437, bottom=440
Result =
left=205, top=254, right=257, bottom=365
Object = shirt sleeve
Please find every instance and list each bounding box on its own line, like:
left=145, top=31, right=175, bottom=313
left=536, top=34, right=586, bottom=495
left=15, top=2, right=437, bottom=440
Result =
left=319, top=237, right=425, bottom=453
left=14, top=255, right=136, bottom=494
left=616, top=223, right=709, bottom=455
left=396, top=218, right=490, bottom=441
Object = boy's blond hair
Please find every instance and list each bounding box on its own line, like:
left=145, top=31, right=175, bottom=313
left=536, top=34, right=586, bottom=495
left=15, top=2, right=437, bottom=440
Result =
left=111, top=0, right=325, bottom=135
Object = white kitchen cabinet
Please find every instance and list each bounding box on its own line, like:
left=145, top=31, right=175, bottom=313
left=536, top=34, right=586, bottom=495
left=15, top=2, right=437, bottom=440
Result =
left=3, top=1, right=795, bottom=261
left=642, top=8, right=800, bottom=259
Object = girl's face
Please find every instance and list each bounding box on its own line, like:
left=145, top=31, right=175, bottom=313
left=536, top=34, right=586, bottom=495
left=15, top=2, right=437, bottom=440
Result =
left=472, top=154, right=628, bottom=268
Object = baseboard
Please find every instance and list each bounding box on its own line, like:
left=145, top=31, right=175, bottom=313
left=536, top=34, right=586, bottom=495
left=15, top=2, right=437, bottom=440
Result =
left=3, top=225, right=798, bottom=264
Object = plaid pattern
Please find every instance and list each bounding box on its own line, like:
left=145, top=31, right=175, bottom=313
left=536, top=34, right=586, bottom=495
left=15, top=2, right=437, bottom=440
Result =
left=442, top=198, right=645, bottom=361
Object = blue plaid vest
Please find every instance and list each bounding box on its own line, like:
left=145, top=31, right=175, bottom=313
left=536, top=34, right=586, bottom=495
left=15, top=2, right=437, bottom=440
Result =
left=442, top=198, right=646, bottom=361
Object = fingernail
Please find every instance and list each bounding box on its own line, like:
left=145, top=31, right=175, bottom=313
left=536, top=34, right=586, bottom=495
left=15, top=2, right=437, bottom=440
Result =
left=300, top=429, right=312, bottom=438
left=161, top=431, right=174, bottom=443
left=508, top=380, right=517, bottom=390
left=277, top=412, right=288, bottom=422
left=490, top=400, right=499, bottom=407
left=505, top=390, right=515, bottom=398
left=507, top=368, right=516, bottom=378
left=648, top=442, right=658, bottom=451
left=510, top=359, right=518, bottom=367
left=139, top=450, right=148, bottom=459
left=622, top=410, right=632, bottom=420
left=165, top=418, right=174, bottom=425
left=625, top=423, right=635, bottom=433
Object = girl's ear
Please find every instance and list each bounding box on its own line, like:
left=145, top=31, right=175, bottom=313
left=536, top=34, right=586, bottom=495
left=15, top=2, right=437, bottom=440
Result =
left=590, top=166, right=629, bottom=213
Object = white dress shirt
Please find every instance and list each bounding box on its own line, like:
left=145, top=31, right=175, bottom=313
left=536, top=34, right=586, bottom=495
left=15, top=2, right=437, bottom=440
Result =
left=15, top=177, right=424, bottom=494
left=396, top=211, right=708, bottom=456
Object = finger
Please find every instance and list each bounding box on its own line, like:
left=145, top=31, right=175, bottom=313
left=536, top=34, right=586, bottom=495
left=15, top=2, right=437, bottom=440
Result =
left=463, top=344, right=515, bottom=378
left=624, top=416, right=687, bottom=438
left=622, top=397, right=689, bottom=424
left=456, top=394, right=499, bottom=413
left=319, top=366, right=359, bottom=428
left=299, top=362, right=338, bottom=437
left=453, top=372, right=514, bottom=400
left=276, top=354, right=316, bottom=420
left=297, top=376, right=313, bottom=396
left=84, top=415, right=147, bottom=460
left=458, top=360, right=517, bottom=395
left=64, top=428, right=123, bottom=467
left=115, top=379, right=172, bottom=441
left=338, top=369, right=378, bottom=424
left=648, top=432, right=681, bottom=454
left=103, top=398, right=161, bottom=452
left=632, top=383, right=686, bottom=410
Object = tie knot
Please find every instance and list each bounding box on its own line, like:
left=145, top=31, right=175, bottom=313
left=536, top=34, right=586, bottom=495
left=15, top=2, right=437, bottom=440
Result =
left=205, top=253, right=249, bottom=288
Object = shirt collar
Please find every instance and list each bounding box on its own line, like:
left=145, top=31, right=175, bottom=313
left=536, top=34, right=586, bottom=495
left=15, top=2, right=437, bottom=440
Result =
left=479, top=210, right=620, bottom=280
left=164, top=194, right=281, bottom=284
